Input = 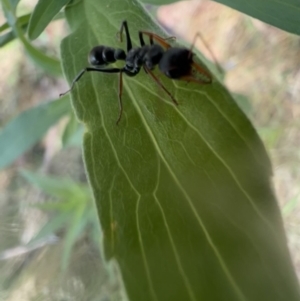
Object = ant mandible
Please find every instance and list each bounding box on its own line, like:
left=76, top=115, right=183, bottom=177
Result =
left=60, top=20, right=213, bottom=124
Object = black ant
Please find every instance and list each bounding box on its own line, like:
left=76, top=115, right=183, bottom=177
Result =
left=60, top=20, right=213, bottom=124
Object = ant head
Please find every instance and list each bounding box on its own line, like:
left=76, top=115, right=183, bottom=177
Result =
left=88, top=46, right=107, bottom=66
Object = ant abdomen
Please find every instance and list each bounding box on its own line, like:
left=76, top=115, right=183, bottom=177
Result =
left=89, top=46, right=126, bottom=66
left=159, top=48, right=192, bottom=79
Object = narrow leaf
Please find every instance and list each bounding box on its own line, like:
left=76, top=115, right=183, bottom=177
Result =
left=28, top=0, right=70, bottom=40
left=20, top=170, right=88, bottom=200
left=8, top=0, right=20, bottom=11
left=212, top=0, right=300, bottom=35
left=61, top=112, right=81, bottom=147
left=2, top=0, right=62, bottom=75
left=138, top=0, right=300, bottom=35
left=19, top=32, right=62, bottom=76
left=0, top=13, right=31, bottom=33
left=0, top=23, right=27, bottom=47
left=0, top=97, right=70, bottom=169
left=62, top=205, right=86, bottom=270
left=27, top=213, right=69, bottom=247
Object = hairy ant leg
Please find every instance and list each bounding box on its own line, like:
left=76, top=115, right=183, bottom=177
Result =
left=139, top=31, right=175, bottom=47
left=189, top=32, right=223, bottom=74
left=191, top=62, right=212, bottom=84
left=143, top=65, right=178, bottom=105
left=139, top=31, right=172, bottom=49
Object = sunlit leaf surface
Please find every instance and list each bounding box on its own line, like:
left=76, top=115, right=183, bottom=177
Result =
left=60, top=0, right=300, bottom=300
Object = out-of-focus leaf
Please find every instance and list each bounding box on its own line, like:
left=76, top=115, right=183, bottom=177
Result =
left=212, top=0, right=300, bottom=35
left=61, top=112, right=81, bottom=147
left=18, top=32, right=62, bottom=76
left=0, top=14, right=30, bottom=47
left=138, top=0, right=300, bottom=35
left=8, top=0, right=20, bottom=11
left=258, top=126, right=283, bottom=149
left=21, top=169, right=88, bottom=200
left=0, top=97, right=70, bottom=169
left=0, top=12, right=65, bottom=47
left=2, top=0, right=62, bottom=76
left=62, top=204, right=86, bottom=270
left=283, top=196, right=300, bottom=216
left=28, top=0, right=70, bottom=40
left=0, top=23, right=27, bottom=47
left=22, top=170, right=96, bottom=270
left=27, top=212, right=69, bottom=246
left=0, top=30, right=16, bottom=47
left=60, top=0, right=300, bottom=300
left=0, top=13, right=30, bottom=33
left=231, top=92, right=252, bottom=116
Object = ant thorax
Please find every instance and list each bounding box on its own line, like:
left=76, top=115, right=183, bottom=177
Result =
left=125, top=44, right=164, bottom=72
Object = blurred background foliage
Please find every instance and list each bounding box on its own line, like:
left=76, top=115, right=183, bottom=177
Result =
left=0, top=0, right=299, bottom=300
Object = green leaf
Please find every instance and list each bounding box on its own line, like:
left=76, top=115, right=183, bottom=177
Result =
left=62, top=203, right=86, bottom=270
left=0, top=13, right=31, bottom=33
left=283, top=196, right=300, bottom=216
left=2, top=0, right=62, bottom=75
left=28, top=0, right=70, bottom=40
left=139, top=0, right=300, bottom=35
left=8, top=0, right=20, bottom=11
left=212, top=0, right=300, bottom=35
left=22, top=170, right=96, bottom=269
left=0, top=22, right=27, bottom=47
left=20, top=170, right=88, bottom=201
left=61, top=111, right=82, bottom=147
left=0, top=97, right=70, bottom=169
left=61, top=1, right=300, bottom=300
left=27, top=212, right=69, bottom=246
left=0, top=30, right=16, bottom=47
left=19, top=30, right=62, bottom=76
left=138, top=0, right=175, bottom=4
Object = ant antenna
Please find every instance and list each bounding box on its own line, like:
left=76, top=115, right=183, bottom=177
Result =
left=188, top=32, right=223, bottom=75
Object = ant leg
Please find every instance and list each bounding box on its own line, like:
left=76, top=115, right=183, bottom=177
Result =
left=139, top=31, right=172, bottom=49
left=139, top=32, right=146, bottom=46
left=139, top=31, right=175, bottom=47
left=59, top=67, right=121, bottom=97
left=60, top=68, right=87, bottom=96
left=191, top=62, right=212, bottom=84
left=143, top=65, right=178, bottom=105
left=116, top=71, right=124, bottom=125
left=117, top=20, right=132, bottom=52
left=180, top=74, right=212, bottom=85
left=189, top=32, right=223, bottom=74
